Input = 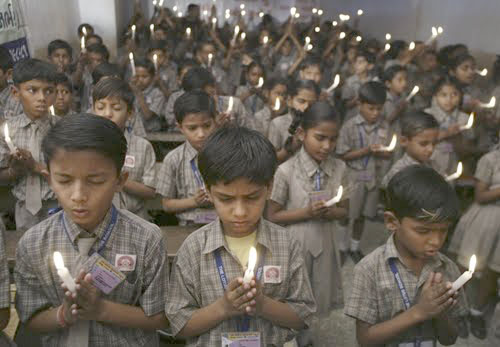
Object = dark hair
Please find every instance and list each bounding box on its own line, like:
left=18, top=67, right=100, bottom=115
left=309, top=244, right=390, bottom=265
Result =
left=54, top=72, right=72, bottom=91
left=449, top=53, right=475, bottom=71
left=178, top=58, right=198, bottom=75
left=48, top=39, right=73, bottom=58
left=92, top=62, right=123, bottom=84
left=356, top=49, right=376, bottom=65
left=288, top=79, right=320, bottom=98
left=358, top=81, right=387, bottom=105
left=182, top=67, right=215, bottom=91
left=13, top=58, right=58, bottom=85
left=86, top=43, right=109, bottom=61
left=400, top=111, right=439, bottom=138
left=133, top=57, right=155, bottom=76
left=92, top=77, right=135, bottom=111
left=0, top=46, right=13, bottom=72
left=299, top=55, right=322, bottom=72
left=195, top=40, right=216, bottom=55
left=187, top=4, right=199, bottom=11
left=383, top=65, right=407, bottom=83
left=42, top=113, right=127, bottom=174
left=386, top=165, right=459, bottom=223
left=198, top=126, right=277, bottom=188
left=301, top=101, right=339, bottom=130
left=86, top=34, right=103, bottom=45
left=385, top=40, right=407, bottom=60
left=147, top=40, right=167, bottom=54
left=174, top=90, right=216, bottom=123
left=263, top=76, right=287, bottom=92
left=78, top=23, right=94, bottom=37
left=432, top=75, right=462, bottom=96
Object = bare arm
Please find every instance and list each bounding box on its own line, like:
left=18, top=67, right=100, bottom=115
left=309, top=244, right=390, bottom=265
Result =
left=258, top=295, right=305, bottom=330
left=97, top=300, right=168, bottom=330
left=0, top=307, right=9, bottom=330
left=474, top=180, right=500, bottom=204
left=162, top=197, right=198, bottom=213
left=123, top=180, right=156, bottom=200
left=341, top=147, right=371, bottom=162
left=266, top=200, right=311, bottom=225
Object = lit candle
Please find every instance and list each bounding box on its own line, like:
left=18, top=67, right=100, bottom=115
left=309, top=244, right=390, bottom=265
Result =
left=312, top=8, right=318, bottom=14
left=327, top=74, right=341, bottom=93
left=451, top=254, right=476, bottom=291
left=53, top=252, right=77, bottom=293
left=339, top=32, right=346, bottom=40
left=332, top=20, right=338, bottom=27
left=306, top=44, right=313, bottom=51
left=294, top=13, right=300, bottom=19
left=256, top=77, right=264, bottom=88
left=227, top=96, right=234, bottom=113
left=3, top=123, right=16, bottom=153
left=178, top=11, right=183, bottom=18
left=290, top=7, right=297, bottom=17
left=273, top=97, right=281, bottom=111
left=186, top=27, right=191, bottom=39
left=212, top=17, right=217, bottom=30
left=384, top=43, right=391, bottom=52
left=460, top=113, right=474, bottom=131
left=380, top=134, right=397, bottom=152
left=131, top=24, right=136, bottom=40
left=356, top=35, right=362, bottom=42
left=232, top=25, right=240, bottom=45
left=406, top=86, right=420, bottom=101
left=476, top=68, right=488, bottom=76
left=259, top=12, right=264, bottom=18
left=240, top=4, right=245, bottom=10
left=385, top=33, right=392, bottom=41
left=263, top=35, right=269, bottom=45
left=207, top=53, right=213, bottom=67
left=173, top=5, right=177, bottom=12
left=409, top=41, right=416, bottom=51
left=303, top=36, right=311, bottom=50
left=425, top=26, right=439, bottom=45
left=49, top=105, right=55, bottom=116
left=446, top=162, right=463, bottom=181
left=479, top=96, right=496, bottom=108
left=129, top=52, right=136, bottom=76
left=243, top=246, right=257, bottom=284
left=241, top=10, right=246, bottom=17
left=357, top=9, right=364, bottom=16
left=82, top=27, right=87, bottom=37
left=150, top=23, right=155, bottom=37
left=324, top=185, right=343, bottom=207
left=240, top=32, right=246, bottom=41
left=318, top=9, right=323, bottom=16
left=152, top=0, right=157, bottom=6
left=153, top=54, right=158, bottom=71
left=80, top=36, right=85, bottom=52
left=315, top=26, right=320, bottom=33
left=159, top=0, right=164, bottom=6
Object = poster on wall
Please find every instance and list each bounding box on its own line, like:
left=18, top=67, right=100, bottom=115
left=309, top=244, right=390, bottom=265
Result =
left=0, top=0, right=29, bottom=62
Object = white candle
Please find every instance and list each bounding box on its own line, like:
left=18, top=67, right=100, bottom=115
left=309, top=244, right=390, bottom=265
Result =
left=256, top=77, right=264, bottom=88
left=406, top=86, right=420, bottom=101
left=80, top=36, right=85, bottom=52
left=339, top=32, right=346, bottom=40
left=49, top=105, right=55, bottom=116
left=150, top=23, right=155, bottom=37
left=327, top=74, right=341, bottom=93
left=232, top=25, right=240, bottom=45
left=409, top=41, right=416, bottom=51
left=131, top=25, right=136, bottom=40
left=380, top=134, right=397, bottom=152
left=227, top=96, right=234, bottom=113
left=153, top=54, right=158, bottom=71
left=446, top=162, right=463, bottom=181
left=451, top=254, right=476, bottom=291
left=82, top=27, right=87, bottom=36
left=476, top=68, right=488, bottom=77
left=3, top=123, right=16, bottom=153
left=303, top=36, right=311, bottom=50
left=263, top=35, right=269, bottom=45
left=357, top=9, right=364, bottom=16
left=129, top=52, right=136, bottom=76
left=479, top=96, right=496, bottom=108
left=186, top=27, right=191, bottom=39
left=243, top=247, right=257, bottom=284
left=385, top=33, right=392, bottom=41
left=54, top=252, right=77, bottom=293
left=207, top=53, right=213, bottom=67
left=212, top=17, right=217, bottom=30
left=460, top=112, right=474, bottom=131
left=324, top=185, right=343, bottom=207
left=273, top=97, right=281, bottom=111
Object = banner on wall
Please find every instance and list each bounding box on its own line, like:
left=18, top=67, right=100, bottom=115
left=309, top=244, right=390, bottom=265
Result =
left=0, top=0, right=29, bottom=62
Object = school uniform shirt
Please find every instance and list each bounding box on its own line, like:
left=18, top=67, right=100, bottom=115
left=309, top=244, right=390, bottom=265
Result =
left=383, top=91, right=405, bottom=134
left=235, top=84, right=265, bottom=114
left=254, top=106, right=273, bottom=137
left=156, top=141, right=216, bottom=225
left=126, top=113, right=147, bottom=138
left=0, top=225, right=9, bottom=311
left=0, top=86, right=11, bottom=120
left=267, top=113, right=293, bottom=150
left=273, top=52, right=296, bottom=79
left=165, top=218, right=316, bottom=346
left=165, top=89, right=184, bottom=129
left=114, top=132, right=156, bottom=219
left=0, top=87, right=23, bottom=119
left=134, top=85, right=165, bottom=133
left=80, top=68, right=93, bottom=113
left=271, top=148, right=350, bottom=314
left=217, top=95, right=255, bottom=130
left=381, top=153, right=438, bottom=189
left=14, top=207, right=168, bottom=347
left=341, top=74, right=379, bottom=120
left=158, top=62, right=178, bottom=92
left=344, top=234, right=468, bottom=347
left=208, top=63, right=232, bottom=96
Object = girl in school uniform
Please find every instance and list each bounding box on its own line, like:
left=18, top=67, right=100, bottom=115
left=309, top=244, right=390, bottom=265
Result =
left=254, top=77, right=288, bottom=137
left=235, top=61, right=266, bottom=114
left=267, top=101, right=349, bottom=346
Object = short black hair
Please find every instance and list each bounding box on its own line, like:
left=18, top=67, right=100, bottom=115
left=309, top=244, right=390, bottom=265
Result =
left=174, top=90, right=216, bottom=123
left=432, top=75, right=462, bottom=96
left=13, top=58, right=58, bottom=85
left=48, top=39, right=73, bottom=58
left=401, top=111, right=439, bottom=138
left=92, top=62, right=123, bottom=84
left=358, top=81, right=386, bottom=105
left=194, top=40, right=216, bottom=54
left=54, top=72, right=72, bottom=91
left=356, top=49, right=376, bottom=65
left=198, top=126, right=277, bottom=188
left=147, top=40, right=167, bottom=54
left=86, top=34, right=103, bottom=45
left=78, top=23, right=94, bottom=37
left=86, top=43, right=109, bottom=61
left=288, top=79, right=320, bottom=98
left=134, top=58, right=155, bottom=76
left=263, top=76, right=287, bottom=92
left=182, top=67, right=215, bottom=92
left=178, top=58, right=198, bottom=75
left=92, top=77, right=135, bottom=111
left=299, top=55, right=322, bottom=72
left=301, top=101, right=339, bottom=130
left=0, top=46, right=13, bottom=72
left=42, top=113, right=127, bottom=174
left=383, top=65, right=407, bottom=83
left=386, top=165, right=459, bottom=223
left=449, top=53, right=475, bottom=72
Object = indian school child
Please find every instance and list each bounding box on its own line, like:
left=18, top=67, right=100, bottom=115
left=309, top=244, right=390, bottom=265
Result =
left=235, top=61, right=266, bottom=114
left=14, top=114, right=169, bottom=346
left=165, top=126, right=316, bottom=346
left=449, top=53, right=484, bottom=112
left=194, top=40, right=231, bottom=96
left=53, top=73, right=75, bottom=117
left=48, top=39, right=73, bottom=74
left=267, top=101, right=349, bottom=346
left=146, top=40, right=178, bottom=98
left=382, top=65, right=409, bottom=136
left=254, top=77, right=288, bottom=137
left=345, top=165, right=467, bottom=346
left=156, top=90, right=217, bottom=226
left=92, top=77, right=156, bottom=220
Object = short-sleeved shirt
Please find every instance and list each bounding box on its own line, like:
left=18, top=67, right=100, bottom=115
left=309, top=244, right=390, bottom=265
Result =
left=156, top=141, right=215, bottom=225
left=235, top=84, right=265, bottom=114
left=126, top=113, right=147, bottom=138
left=14, top=207, right=168, bottom=347
left=165, top=218, right=316, bottom=346
left=0, top=86, right=23, bottom=119
left=381, top=153, right=421, bottom=189
left=115, top=132, right=156, bottom=216
left=383, top=91, right=405, bottom=133
left=159, top=63, right=178, bottom=92
left=267, top=113, right=292, bottom=150
left=0, top=225, right=9, bottom=309
left=344, top=234, right=468, bottom=346
left=164, top=89, right=184, bottom=129
left=134, top=85, right=166, bottom=133
left=254, top=106, right=273, bottom=137
left=341, top=74, right=363, bottom=101
left=217, top=95, right=255, bottom=129
left=0, top=113, right=58, bottom=202
left=475, top=147, right=500, bottom=189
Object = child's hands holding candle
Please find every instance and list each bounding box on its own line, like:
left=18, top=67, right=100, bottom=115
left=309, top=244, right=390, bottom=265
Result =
left=193, top=188, right=210, bottom=207
left=413, top=272, right=457, bottom=322
left=219, top=277, right=256, bottom=318
left=309, top=200, right=328, bottom=218
left=69, top=270, right=104, bottom=321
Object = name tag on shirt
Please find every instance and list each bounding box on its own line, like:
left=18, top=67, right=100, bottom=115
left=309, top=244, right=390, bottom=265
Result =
left=90, top=257, right=126, bottom=294
left=309, top=190, right=330, bottom=203
left=194, top=210, right=218, bottom=224
left=357, top=171, right=374, bottom=182
left=221, top=332, right=260, bottom=347
left=377, top=128, right=388, bottom=139
left=263, top=266, right=282, bottom=284
left=124, top=155, right=135, bottom=168
left=115, top=254, right=137, bottom=272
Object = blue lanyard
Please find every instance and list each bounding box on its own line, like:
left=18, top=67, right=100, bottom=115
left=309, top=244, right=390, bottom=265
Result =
left=190, top=158, right=204, bottom=188
left=61, top=205, right=118, bottom=256
left=214, top=248, right=265, bottom=331
left=357, top=125, right=371, bottom=169
left=315, top=170, right=321, bottom=191
left=388, top=258, right=422, bottom=347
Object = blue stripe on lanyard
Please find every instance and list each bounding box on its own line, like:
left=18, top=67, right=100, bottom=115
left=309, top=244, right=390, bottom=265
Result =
left=388, top=258, right=422, bottom=347
left=357, top=125, right=370, bottom=169
left=315, top=170, right=321, bottom=191
left=214, top=248, right=265, bottom=332
left=190, top=159, right=204, bottom=188
left=61, top=205, right=118, bottom=256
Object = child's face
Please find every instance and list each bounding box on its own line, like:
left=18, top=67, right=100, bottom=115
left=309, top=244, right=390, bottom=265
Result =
left=347, top=47, right=357, bottom=63
left=88, top=52, right=105, bottom=71
left=385, top=214, right=450, bottom=260
left=177, top=112, right=216, bottom=152
left=418, top=52, right=438, bottom=72
left=178, top=66, right=192, bottom=86
left=134, top=67, right=153, bottom=90
left=289, top=88, right=317, bottom=113
left=198, top=44, right=216, bottom=66
left=48, top=149, right=127, bottom=232
left=354, top=56, right=372, bottom=75
left=299, top=65, right=322, bottom=84
left=359, top=102, right=383, bottom=124
left=280, top=40, right=293, bottom=56
left=54, top=84, right=72, bottom=114
left=50, top=48, right=71, bottom=72
left=268, top=84, right=287, bottom=109
left=402, top=128, right=439, bottom=163
left=453, top=59, right=475, bottom=85
left=387, top=71, right=408, bottom=95
left=435, top=84, right=461, bottom=113
left=148, top=50, right=167, bottom=66
left=153, top=29, right=167, bottom=41
left=299, top=121, right=338, bottom=162
left=247, top=65, right=263, bottom=86
left=208, top=177, right=270, bottom=237
left=13, top=79, right=56, bottom=119
left=86, top=37, right=100, bottom=47
left=93, top=96, right=131, bottom=130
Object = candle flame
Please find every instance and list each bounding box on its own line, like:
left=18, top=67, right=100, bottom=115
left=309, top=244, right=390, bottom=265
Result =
left=263, top=35, right=269, bottom=44
left=4, top=123, right=10, bottom=141
left=385, top=43, right=391, bottom=51
left=259, top=12, right=264, bottom=18
left=53, top=251, right=65, bottom=270
left=247, top=247, right=257, bottom=272
left=240, top=4, right=245, bottom=10
left=339, top=32, right=346, bottom=39
left=477, top=68, right=488, bottom=76
left=307, top=44, right=313, bottom=51
left=234, top=25, right=240, bottom=35
left=49, top=105, right=55, bottom=116
left=469, top=254, right=476, bottom=273
left=432, top=26, right=438, bottom=36
left=257, top=77, right=264, bottom=88
left=409, top=41, right=415, bottom=50
left=356, top=35, right=362, bottom=42
left=82, top=27, right=87, bottom=36
left=312, top=8, right=317, bottom=14
left=385, top=33, right=392, bottom=41
left=173, top=5, right=177, bottom=12
left=131, top=24, right=136, bottom=32
left=294, top=13, right=300, bottom=19
left=212, top=17, right=217, bottom=24
left=159, top=0, right=164, bottom=6
left=332, top=20, right=338, bottom=27
left=324, top=185, right=343, bottom=207
left=241, top=10, right=246, bottom=16
left=150, top=23, right=154, bottom=32
left=240, top=32, right=246, bottom=40
left=305, top=36, right=311, bottom=44
left=178, top=11, right=183, bottom=17
left=315, top=26, right=320, bottom=33
left=129, top=52, right=134, bottom=60
left=357, top=9, right=363, bottom=16
left=274, top=97, right=281, bottom=111
left=318, top=9, right=323, bottom=16
left=437, top=26, right=444, bottom=34
left=290, top=7, right=297, bottom=16
left=186, top=27, right=191, bottom=35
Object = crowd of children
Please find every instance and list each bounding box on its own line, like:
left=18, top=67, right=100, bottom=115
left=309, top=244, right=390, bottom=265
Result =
left=0, top=2, right=499, bottom=346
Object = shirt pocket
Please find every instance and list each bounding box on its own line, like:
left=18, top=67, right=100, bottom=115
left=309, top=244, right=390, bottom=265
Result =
left=111, top=270, right=142, bottom=305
